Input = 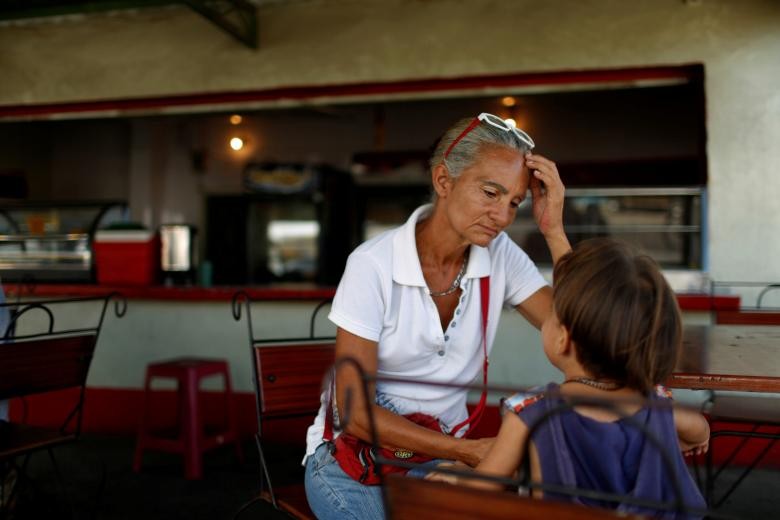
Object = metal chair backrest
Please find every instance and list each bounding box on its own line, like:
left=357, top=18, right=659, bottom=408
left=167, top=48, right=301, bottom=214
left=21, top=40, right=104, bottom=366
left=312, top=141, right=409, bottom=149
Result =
left=253, top=342, right=335, bottom=418
left=0, top=334, right=97, bottom=401
left=232, top=292, right=335, bottom=424
left=348, top=365, right=711, bottom=520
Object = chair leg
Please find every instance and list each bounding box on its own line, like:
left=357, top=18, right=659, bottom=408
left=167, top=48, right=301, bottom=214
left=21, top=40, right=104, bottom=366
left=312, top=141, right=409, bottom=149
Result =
left=47, top=448, right=75, bottom=519
left=690, top=452, right=703, bottom=492
left=2, top=454, right=31, bottom=518
left=255, top=434, right=278, bottom=509
left=90, top=451, right=108, bottom=520
left=133, top=370, right=153, bottom=473
left=713, top=433, right=778, bottom=508
left=182, top=372, right=203, bottom=480
left=0, top=460, right=16, bottom=519
left=223, top=370, right=244, bottom=464
left=705, top=440, right=714, bottom=505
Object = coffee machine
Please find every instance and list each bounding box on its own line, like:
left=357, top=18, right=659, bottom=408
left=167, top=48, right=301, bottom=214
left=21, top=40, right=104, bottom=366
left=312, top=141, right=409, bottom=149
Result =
left=159, top=224, right=198, bottom=285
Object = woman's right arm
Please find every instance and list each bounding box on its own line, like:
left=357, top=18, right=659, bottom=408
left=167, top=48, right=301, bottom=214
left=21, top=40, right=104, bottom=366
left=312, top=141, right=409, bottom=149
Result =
left=335, top=327, right=493, bottom=467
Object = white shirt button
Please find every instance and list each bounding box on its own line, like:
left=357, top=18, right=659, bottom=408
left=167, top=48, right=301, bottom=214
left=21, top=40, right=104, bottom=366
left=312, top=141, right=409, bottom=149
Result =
left=438, top=350, right=445, bottom=356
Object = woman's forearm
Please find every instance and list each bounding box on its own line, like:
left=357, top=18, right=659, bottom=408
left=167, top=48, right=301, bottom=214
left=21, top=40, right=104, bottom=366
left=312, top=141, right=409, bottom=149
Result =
left=343, top=404, right=489, bottom=466
left=544, top=228, right=572, bottom=266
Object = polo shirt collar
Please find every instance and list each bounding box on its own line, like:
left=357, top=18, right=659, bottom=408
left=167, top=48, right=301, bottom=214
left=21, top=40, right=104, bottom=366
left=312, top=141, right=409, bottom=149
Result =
left=392, top=204, right=491, bottom=287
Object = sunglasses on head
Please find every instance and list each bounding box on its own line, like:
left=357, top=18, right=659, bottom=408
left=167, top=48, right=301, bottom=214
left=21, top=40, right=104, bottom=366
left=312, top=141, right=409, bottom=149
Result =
left=444, top=112, right=535, bottom=159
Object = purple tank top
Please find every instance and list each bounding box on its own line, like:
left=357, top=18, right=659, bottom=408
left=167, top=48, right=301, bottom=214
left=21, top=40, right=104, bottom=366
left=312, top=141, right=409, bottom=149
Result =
left=508, top=383, right=705, bottom=519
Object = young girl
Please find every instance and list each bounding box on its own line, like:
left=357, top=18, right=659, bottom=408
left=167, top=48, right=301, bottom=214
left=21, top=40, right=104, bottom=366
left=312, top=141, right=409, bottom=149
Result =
left=429, top=238, right=709, bottom=517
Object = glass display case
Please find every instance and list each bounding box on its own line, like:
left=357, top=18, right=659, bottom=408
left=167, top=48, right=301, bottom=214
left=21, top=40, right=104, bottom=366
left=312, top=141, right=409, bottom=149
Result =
left=508, top=187, right=704, bottom=269
left=353, top=185, right=705, bottom=270
left=0, top=201, right=128, bottom=283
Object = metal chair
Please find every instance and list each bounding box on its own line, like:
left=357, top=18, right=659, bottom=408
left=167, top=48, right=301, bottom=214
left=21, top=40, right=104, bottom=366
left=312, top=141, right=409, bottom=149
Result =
left=701, top=283, right=780, bottom=507
left=0, top=294, right=125, bottom=518
left=231, top=292, right=334, bottom=520
left=334, top=365, right=716, bottom=520
left=701, top=393, right=780, bottom=507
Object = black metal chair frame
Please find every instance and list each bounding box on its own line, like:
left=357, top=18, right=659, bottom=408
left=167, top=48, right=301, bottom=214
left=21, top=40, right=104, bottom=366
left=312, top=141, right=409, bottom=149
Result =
left=698, top=282, right=780, bottom=508
left=709, top=280, right=780, bottom=312
left=231, top=291, right=334, bottom=520
left=699, top=392, right=780, bottom=508
left=328, top=358, right=723, bottom=519
left=0, top=293, right=126, bottom=519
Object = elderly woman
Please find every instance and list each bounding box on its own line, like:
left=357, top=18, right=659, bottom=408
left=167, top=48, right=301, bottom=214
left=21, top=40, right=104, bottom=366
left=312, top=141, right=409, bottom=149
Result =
left=304, top=113, right=571, bottom=519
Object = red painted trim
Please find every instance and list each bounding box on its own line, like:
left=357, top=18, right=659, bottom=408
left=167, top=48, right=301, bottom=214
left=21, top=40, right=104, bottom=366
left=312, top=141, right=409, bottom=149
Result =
left=676, top=295, right=740, bottom=311
left=10, top=389, right=779, bottom=467
left=3, top=283, right=336, bottom=302
left=0, top=65, right=702, bottom=120
left=4, top=283, right=732, bottom=310
left=715, top=310, right=780, bottom=325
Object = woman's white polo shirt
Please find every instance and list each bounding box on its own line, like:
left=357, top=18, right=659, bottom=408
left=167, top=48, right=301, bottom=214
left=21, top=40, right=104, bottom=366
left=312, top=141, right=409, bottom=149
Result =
left=304, top=205, right=547, bottom=458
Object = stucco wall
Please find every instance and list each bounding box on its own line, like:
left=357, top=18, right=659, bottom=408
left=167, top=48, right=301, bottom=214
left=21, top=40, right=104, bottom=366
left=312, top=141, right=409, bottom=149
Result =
left=1, top=0, right=779, bottom=281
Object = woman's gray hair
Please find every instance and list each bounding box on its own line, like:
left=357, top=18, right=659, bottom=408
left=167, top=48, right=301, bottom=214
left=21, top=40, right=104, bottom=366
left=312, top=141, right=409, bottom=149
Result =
left=429, top=117, right=534, bottom=180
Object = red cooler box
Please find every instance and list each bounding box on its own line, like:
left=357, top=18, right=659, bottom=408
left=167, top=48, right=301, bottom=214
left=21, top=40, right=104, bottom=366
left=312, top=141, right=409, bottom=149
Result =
left=94, top=230, right=159, bottom=285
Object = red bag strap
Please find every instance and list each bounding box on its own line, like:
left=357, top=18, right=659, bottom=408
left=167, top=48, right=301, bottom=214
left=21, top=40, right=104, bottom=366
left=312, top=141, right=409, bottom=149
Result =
left=449, top=276, right=489, bottom=437
left=323, top=276, right=490, bottom=442
left=324, top=373, right=336, bottom=442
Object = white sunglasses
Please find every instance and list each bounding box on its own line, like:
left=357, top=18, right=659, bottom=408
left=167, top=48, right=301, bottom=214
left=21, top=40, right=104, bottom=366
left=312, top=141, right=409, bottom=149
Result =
left=445, top=112, right=535, bottom=158
left=477, top=113, right=536, bottom=149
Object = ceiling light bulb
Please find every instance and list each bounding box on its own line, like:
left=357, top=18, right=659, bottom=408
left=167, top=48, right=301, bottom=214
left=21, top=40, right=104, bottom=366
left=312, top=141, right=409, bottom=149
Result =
left=230, top=137, right=244, bottom=151
left=230, top=114, right=242, bottom=125
left=501, top=96, right=517, bottom=107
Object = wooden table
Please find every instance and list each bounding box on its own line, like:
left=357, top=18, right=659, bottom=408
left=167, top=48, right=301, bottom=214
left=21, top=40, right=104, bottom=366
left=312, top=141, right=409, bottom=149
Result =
left=668, top=325, right=780, bottom=393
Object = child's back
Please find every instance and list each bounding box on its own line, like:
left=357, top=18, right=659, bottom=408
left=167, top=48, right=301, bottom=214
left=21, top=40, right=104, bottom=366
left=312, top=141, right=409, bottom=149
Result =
left=505, top=383, right=706, bottom=518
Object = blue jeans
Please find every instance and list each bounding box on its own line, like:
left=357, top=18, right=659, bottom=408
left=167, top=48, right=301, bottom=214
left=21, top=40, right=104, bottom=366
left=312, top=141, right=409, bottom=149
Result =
left=305, top=442, right=384, bottom=520
left=305, top=392, right=448, bottom=519
left=304, top=442, right=447, bottom=520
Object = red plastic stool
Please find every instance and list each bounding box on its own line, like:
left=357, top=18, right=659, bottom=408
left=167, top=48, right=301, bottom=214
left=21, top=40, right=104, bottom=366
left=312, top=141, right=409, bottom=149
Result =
left=132, top=357, right=244, bottom=479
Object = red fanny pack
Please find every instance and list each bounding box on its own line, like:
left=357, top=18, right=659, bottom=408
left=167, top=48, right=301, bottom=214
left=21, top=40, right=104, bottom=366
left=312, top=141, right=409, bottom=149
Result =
left=324, top=277, right=490, bottom=486
left=330, top=413, right=444, bottom=485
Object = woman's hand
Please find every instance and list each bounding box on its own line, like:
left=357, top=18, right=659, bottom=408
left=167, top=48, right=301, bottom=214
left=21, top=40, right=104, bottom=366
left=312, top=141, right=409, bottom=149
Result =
left=526, top=153, right=565, bottom=238
left=458, top=437, right=495, bottom=467
left=425, top=462, right=461, bottom=485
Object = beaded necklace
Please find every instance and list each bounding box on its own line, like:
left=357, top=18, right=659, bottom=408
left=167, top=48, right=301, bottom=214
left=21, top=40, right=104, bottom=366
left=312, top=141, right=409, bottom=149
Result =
left=428, top=250, right=469, bottom=297
left=563, top=377, right=622, bottom=391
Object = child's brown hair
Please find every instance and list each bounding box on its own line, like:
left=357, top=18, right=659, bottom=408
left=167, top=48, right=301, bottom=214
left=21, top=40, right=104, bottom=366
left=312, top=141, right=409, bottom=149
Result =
left=552, top=238, right=681, bottom=393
